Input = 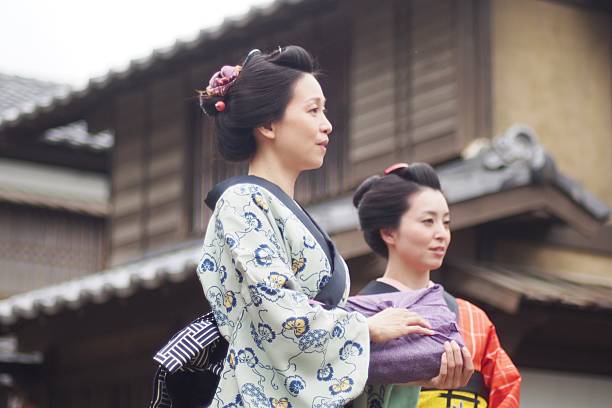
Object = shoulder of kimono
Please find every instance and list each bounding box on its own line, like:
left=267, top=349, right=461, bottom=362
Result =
left=457, top=298, right=494, bottom=326
left=215, top=182, right=278, bottom=204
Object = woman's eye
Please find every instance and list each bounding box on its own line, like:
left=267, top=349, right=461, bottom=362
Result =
left=422, top=219, right=434, bottom=225
left=309, top=107, right=319, bottom=113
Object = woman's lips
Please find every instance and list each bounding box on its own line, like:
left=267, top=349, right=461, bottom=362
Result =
left=429, top=247, right=446, bottom=257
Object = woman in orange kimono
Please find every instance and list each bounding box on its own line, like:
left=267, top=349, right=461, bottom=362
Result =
left=354, top=162, right=521, bottom=408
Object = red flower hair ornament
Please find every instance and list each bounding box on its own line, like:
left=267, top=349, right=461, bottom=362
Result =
left=198, top=49, right=262, bottom=114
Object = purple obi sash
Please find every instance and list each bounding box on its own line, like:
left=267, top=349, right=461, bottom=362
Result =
left=345, top=284, right=464, bottom=384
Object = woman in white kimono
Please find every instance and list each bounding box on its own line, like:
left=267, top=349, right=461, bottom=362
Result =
left=196, top=46, right=440, bottom=408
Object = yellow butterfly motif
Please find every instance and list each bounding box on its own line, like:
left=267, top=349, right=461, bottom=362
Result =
left=224, top=291, right=236, bottom=311
left=268, top=272, right=288, bottom=289
left=282, top=317, right=310, bottom=337
left=330, top=376, right=354, bottom=395
left=253, top=193, right=269, bottom=211
left=227, top=350, right=236, bottom=369
left=270, top=397, right=291, bottom=408
left=291, top=257, right=305, bottom=273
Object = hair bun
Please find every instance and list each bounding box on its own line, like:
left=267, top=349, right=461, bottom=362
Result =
left=397, top=163, right=441, bottom=190
left=352, top=175, right=381, bottom=208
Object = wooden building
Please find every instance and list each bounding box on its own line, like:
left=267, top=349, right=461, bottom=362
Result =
left=0, top=74, right=112, bottom=406
left=0, top=74, right=110, bottom=295
left=0, top=0, right=610, bottom=406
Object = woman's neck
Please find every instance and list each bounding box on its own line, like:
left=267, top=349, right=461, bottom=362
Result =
left=381, top=252, right=430, bottom=290
left=248, top=153, right=299, bottom=198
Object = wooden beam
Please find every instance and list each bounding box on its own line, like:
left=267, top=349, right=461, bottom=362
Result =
left=542, top=186, right=604, bottom=236
left=0, top=138, right=108, bottom=173
left=445, top=264, right=522, bottom=314
left=482, top=221, right=612, bottom=256
left=449, top=185, right=548, bottom=230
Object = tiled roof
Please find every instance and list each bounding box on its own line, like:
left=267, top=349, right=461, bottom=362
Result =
left=0, top=73, right=114, bottom=151
left=0, top=0, right=311, bottom=132
left=0, top=242, right=201, bottom=325
left=0, top=73, right=70, bottom=123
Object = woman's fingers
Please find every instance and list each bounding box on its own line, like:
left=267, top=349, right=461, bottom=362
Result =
left=401, top=310, right=433, bottom=336
left=404, top=314, right=433, bottom=329
left=403, top=325, right=435, bottom=336
left=436, top=349, right=448, bottom=387
left=460, top=346, right=474, bottom=385
left=438, top=350, right=448, bottom=378
left=368, top=308, right=436, bottom=342
left=425, top=343, right=474, bottom=389
left=442, top=341, right=455, bottom=388
left=444, top=341, right=459, bottom=388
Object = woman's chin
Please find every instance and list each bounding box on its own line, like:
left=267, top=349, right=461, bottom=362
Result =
left=426, top=260, right=444, bottom=271
left=304, top=158, right=325, bottom=171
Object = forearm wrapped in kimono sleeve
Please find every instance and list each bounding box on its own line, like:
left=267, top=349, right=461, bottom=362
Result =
left=482, top=323, right=521, bottom=408
left=210, top=186, right=370, bottom=406
left=345, top=285, right=464, bottom=384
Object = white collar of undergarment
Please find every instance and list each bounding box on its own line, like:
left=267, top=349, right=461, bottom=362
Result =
left=375, top=276, right=434, bottom=292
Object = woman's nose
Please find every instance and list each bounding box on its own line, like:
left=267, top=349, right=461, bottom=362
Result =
left=321, top=114, right=332, bottom=135
left=434, top=223, right=449, bottom=241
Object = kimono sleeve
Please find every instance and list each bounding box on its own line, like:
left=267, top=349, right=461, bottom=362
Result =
left=481, top=323, right=521, bottom=408
left=215, top=185, right=371, bottom=406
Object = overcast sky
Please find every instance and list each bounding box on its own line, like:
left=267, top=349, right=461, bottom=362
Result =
left=0, top=0, right=274, bottom=87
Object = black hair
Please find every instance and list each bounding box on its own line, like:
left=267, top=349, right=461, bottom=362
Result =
left=200, top=46, right=318, bottom=161
left=352, top=163, right=442, bottom=258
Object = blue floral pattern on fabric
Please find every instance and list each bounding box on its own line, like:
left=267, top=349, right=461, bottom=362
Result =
left=200, top=256, right=216, bottom=272
left=285, top=375, right=306, bottom=397
left=196, top=183, right=369, bottom=407
left=317, top=364, right=334, bottom=382
left=298, top=329, right=329, bottom=353
left=254, top=244, right=274, bottom=266
left=244, top=212, right=263, bottom=231
left=339, top=341, right=364, bottom=361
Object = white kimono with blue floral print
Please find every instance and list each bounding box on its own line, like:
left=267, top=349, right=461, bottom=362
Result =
left=197, top=183, right=370, bottom=408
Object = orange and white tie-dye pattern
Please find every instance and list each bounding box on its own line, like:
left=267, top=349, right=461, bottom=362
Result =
left=456, top=299, right=521, bottom=408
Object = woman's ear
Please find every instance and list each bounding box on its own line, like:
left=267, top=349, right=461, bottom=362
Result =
left=380, top=228, right=396, bottom=246
left=254, top=122, right=275, bottom=140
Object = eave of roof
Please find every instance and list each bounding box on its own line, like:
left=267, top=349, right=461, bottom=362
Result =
left=0, top=158, right=109, bottom=216
left=445, top=258, right=612, bottom=314
left=0, top=242, right=201, bottom=327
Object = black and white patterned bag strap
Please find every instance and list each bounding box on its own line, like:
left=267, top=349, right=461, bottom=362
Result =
left=153, top=312, right=221, bottom=373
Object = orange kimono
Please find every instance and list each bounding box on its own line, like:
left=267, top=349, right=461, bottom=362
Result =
left=418, top=299, right=521, bottom=408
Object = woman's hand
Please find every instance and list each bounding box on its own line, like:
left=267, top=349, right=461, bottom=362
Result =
left=419, top=341, right=474, bottom=389
left=367, top=307, right=435, bottom=343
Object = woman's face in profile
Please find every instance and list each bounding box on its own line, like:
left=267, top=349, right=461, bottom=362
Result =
left=386, top=188, right=451, bottom=273
left=269, top=73, right=333, bottom=172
